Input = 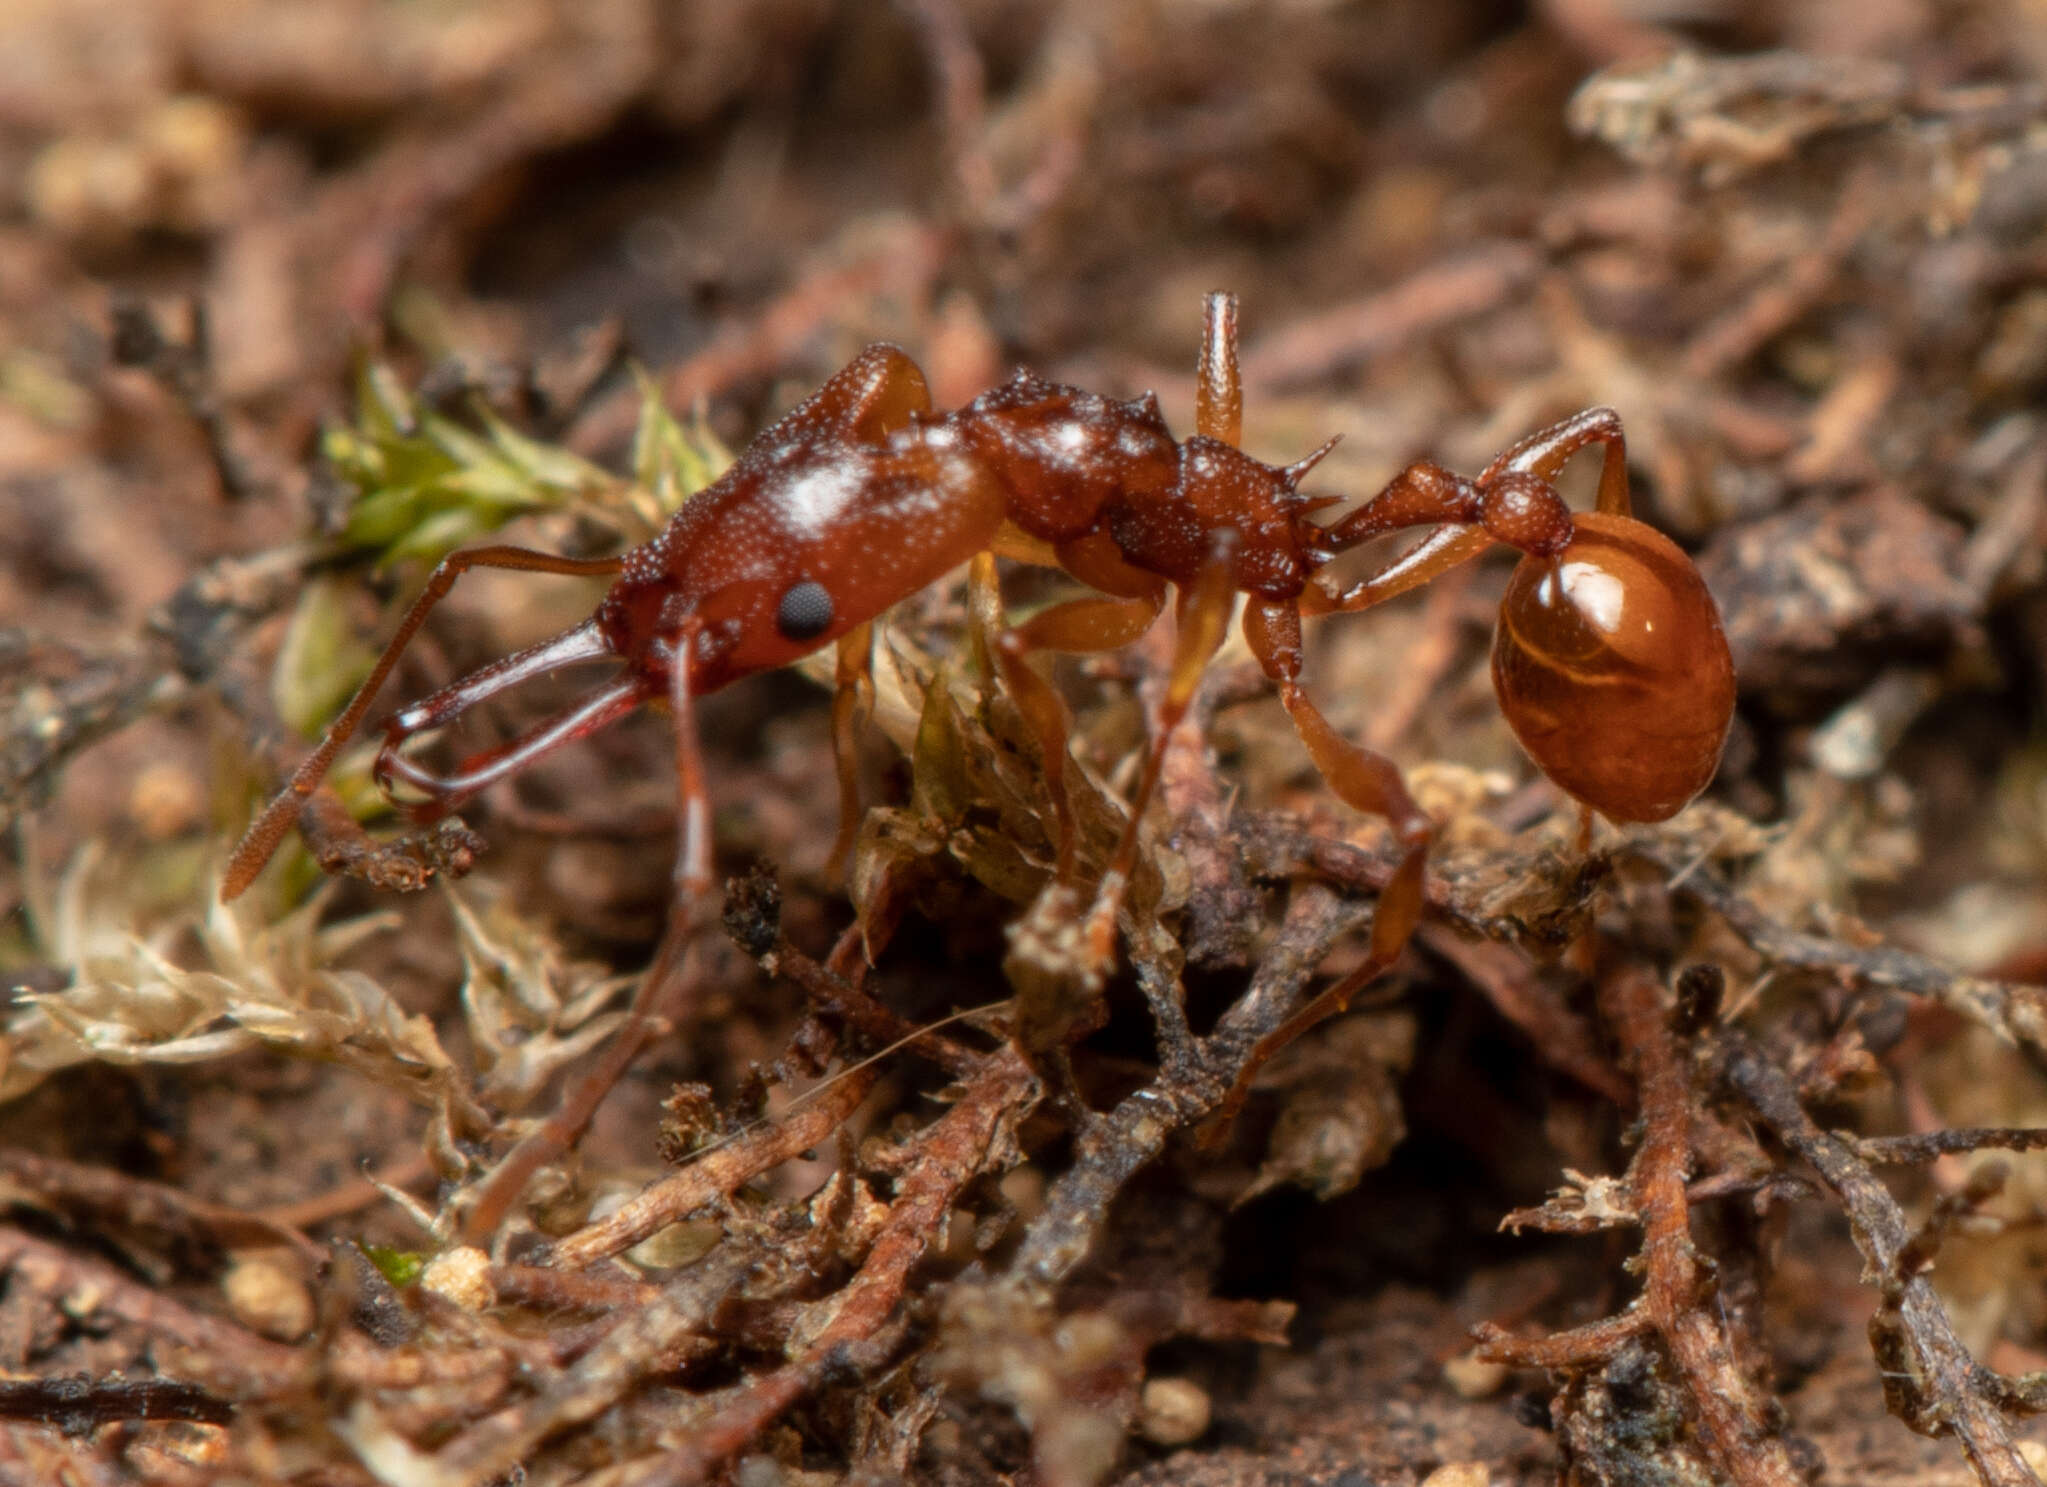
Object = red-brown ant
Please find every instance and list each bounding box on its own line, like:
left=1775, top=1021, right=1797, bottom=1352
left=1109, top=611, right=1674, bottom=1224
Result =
left=224, top=292, right=1734, bottom=1093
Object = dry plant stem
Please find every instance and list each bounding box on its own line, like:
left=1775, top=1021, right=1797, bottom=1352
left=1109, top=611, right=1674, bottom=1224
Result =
left=1473, top=1310, right=1652, bottom=1369
left=0, top=634, right=180, bottom=828
left=458, top=913, right=699, bottom=1248
left=0, top=1227, right=301, bottom=1396
left=1238, top=242, right=1541, bottom=390
left=0, top=1375, right=232, bottom=1431
left=1240, top=815, right=1483, bottom=933
left=547, top=1056, right=880, bottom=1270
left=257, top=1152, right=435, bottom=1231
left=0, top=1148, right=322, bottom=1263
left=1604, top=969, right=1806, bottom=1487
left=640, top=1049, right=1039, bottom=1487
left=1638, top=846, right=2047, bottom=1063
left=1016, top=888, right=1375, bottom=1286
left=420, top=1247, right=757, bottom=1485
left=769, top=937, right=980, bottom=1077
left=893, top=0, right=997, bottom=218
left=1722, top=1032, right=2047, bottom=1487
left=486, top=1264, right=658, bottom=1313
left=1679, top=170, right=1876, bottom=380
left=107, top=298, right=259, bottom=503
left=1853, top=1129, right=2047, bottom=1164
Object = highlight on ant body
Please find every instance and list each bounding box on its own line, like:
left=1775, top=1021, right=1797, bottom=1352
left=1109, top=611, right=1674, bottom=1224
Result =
left=224, top=291, right=1735, bottom=1085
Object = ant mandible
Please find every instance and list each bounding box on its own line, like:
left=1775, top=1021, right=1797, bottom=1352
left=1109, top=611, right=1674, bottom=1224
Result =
left=224, top=292, right=1734, bottom=1079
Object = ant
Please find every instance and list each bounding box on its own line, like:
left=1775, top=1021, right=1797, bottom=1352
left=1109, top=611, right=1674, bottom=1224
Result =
left=224, top=292, right=1734, bottom=1101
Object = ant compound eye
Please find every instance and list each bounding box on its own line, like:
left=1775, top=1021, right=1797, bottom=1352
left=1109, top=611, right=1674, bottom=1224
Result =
left=774, top=580, right=835, bottom=642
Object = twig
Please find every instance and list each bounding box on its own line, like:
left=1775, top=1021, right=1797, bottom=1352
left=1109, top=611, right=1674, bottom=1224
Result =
left=256, top=1152, right=435, bottom=1231
left=1604, top=969, right=1806, bottom=1487
left=1722, top=1031, right=2047, bottom=1487
left=1015, top=887, right=1374, bottom=1287
left=0, top=1227, right=302, bottom=1396
left=415, top=1244, right=758, bottom=1486
left=1632, top=842, right=2047, bottom=1067
left=0, top=1375, right=233, bottom=1432
left=108, top=298, right=261, bottom=502
left=637, top=1049, right=1039, bottom=1487
left=545, top=1055, right=880, bottom=1270
left=0, top=1149, right=322, bottom=1264
left=1851, top=1128, right=2047, bottom=1165
left=457, top=907, right=704, bottom=1247
left=1474, top=1310, right=1651, bottom=1369
left=1238, top=243, right=1542, bottom=392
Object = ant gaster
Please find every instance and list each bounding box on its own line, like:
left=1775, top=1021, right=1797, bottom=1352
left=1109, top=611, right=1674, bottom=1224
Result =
left=225, top=293, right=1735, bottom=1084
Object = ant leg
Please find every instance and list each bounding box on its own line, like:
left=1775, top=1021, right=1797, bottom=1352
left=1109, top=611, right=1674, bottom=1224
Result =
left=1082, top=530, right=1239, bottom=963
left=667, top=624, right=714, bottom=905
left=223, top=546, right=623, bottom=899
left=992, top=537, right=1168, bottom=879
left=995, top=595, right=1166, bottom=880
left=1312, top=460, right=1503, bottom=615
left=457, top=626, right=709, bottom=1246
left=1207, top=598, right=1433, bottom=1133
left=827, top=621, right=875, bottom=875
left=1485, top=406, right=1630, bottom=517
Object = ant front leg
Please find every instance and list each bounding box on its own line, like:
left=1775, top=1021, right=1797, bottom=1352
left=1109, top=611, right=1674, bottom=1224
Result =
left=1081, top=528, right=1239, bottom=968
left=457, top=624, right=712, bottom=1245
left=1206, top=597, right=1436, bottom=1135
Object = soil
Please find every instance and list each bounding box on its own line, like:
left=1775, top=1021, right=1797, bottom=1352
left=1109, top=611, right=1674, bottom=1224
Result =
left=8, top=3, right=2047, bottom=1485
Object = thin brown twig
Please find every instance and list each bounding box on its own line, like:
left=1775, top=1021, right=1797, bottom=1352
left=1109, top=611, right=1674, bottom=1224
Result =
left=457, top=910, right=703, bottom=1248
left=1851, top=1128, right=2047, bottom=1165
left=1722, top=1031, right=2047, bottom=1487
left=0, top=1227, right=303, bottom=1396
left=0, top=1148, right=323, bottom=1263
left=638, top=1049, right=1039, bottom=1487
left=256, top=1152, right=436, bottom=1231
left=1632, top=842, right=2047, bottom=1066
left=546, top=1056, right=880, bottom=1270
left=1604, top=968, right=1806, bottom=1487
left=421, top=1244, right=759, bottom=1485
left=1238, top=242, right=1542, bottom=392
left=1474, top=1310, right=1651, bottom=1369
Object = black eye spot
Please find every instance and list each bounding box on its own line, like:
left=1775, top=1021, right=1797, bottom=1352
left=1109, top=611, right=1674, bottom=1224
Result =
left=775, top=580, right=835, bottom=642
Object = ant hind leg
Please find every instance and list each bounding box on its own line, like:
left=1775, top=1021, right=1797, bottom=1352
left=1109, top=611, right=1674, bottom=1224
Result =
left=1207, top=598, right=1435, bottom=1136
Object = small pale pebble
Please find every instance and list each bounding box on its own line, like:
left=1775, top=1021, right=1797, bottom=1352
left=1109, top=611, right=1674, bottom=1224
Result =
left=222, top=1251, right=314, bottom=1341
left=1419, top=1464, right=1490, bottom=1487
left=420, top=1245, right=496, bottom=1312
left=1137, top=1376, right=1212, bottom=1446
left=1443, top=1349, right=1510, bottom=1399
left=2020, top=1440, right=2047, bottom=1475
